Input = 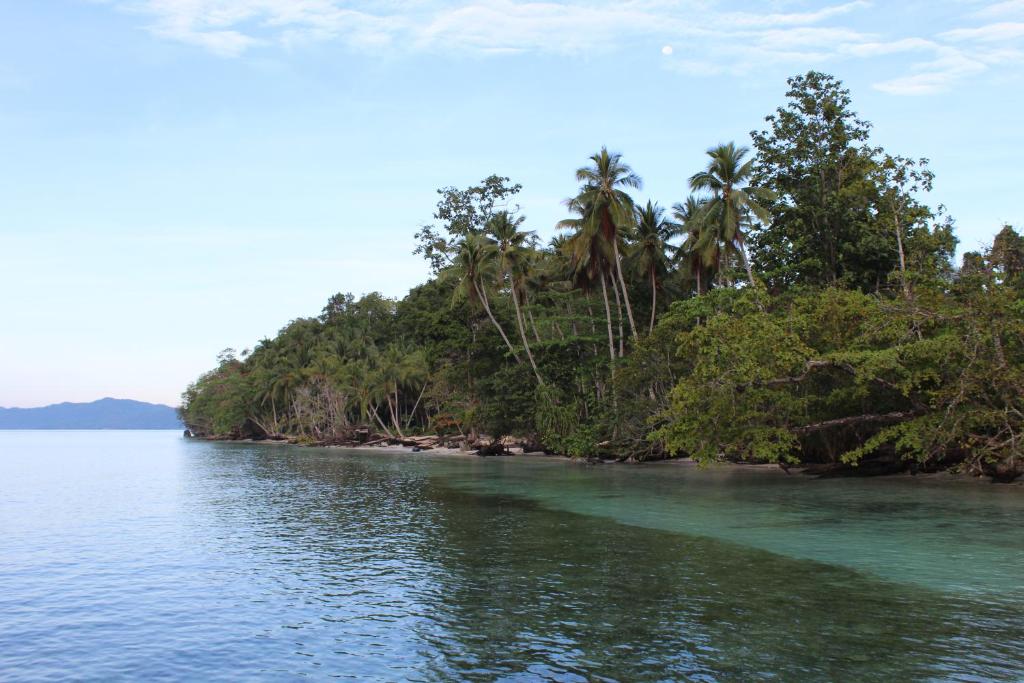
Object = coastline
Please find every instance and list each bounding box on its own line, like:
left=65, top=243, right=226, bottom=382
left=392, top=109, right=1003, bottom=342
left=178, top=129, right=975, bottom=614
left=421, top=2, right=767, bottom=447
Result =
left=185, top=435, right=1020, bottom=486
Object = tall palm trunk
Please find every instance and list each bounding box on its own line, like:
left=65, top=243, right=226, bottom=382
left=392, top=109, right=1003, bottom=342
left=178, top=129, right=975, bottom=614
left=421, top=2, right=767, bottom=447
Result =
left=528, top=308, right=542, bottom=344
left=611, top=239, right=638, bottom=339
left=739, top=241, right=756, bottom=288
left=405, top=382, right=428, bottom=430
left=473, top=280, right=521, bottom=362
left=388, top=386, right=404, bottom=439
left=369, top=403, right=392, bottom=437
left=510, top=286, right=544, bottom=385
left=610, top=272, right=625, bottom=357
left=649, top=264, right=657, bottom=335
left=523, top=289, right=543, bottom=343
left=599, top=272, right=616, bottom=362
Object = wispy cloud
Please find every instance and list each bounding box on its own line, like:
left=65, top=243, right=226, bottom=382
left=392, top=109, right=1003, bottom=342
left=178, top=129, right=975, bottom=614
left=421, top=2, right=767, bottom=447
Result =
left=973, top=0, right=1024, bottom=18
left=873, top=47, right=988, bottom=95
left=102, top=0, right=1024, bottom=95
left=942, top=21, right=1024, bottom=41
left=106, top=0, right=875, bottom=56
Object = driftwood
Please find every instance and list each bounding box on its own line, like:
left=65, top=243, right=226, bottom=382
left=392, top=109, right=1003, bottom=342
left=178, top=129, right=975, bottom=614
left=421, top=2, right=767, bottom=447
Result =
left=793, top=410, right=923, bottom=434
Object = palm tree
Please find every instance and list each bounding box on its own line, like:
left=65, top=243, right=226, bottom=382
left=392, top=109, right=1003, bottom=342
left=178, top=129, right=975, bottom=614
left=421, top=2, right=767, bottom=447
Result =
left=450, top=233, right=521, bottom=362
left=377, top=343, right=429, bottom=437
left=630, top=200, right=672, bottom=333
left=688, top=142, right=772, bottom=288
left=558, top=200, right=617, bottom=361
left=672, top=195, right=712, bottom=294
left=487, top=212, right=544, bottom=385
left=572, top=147, right=642, bottom=340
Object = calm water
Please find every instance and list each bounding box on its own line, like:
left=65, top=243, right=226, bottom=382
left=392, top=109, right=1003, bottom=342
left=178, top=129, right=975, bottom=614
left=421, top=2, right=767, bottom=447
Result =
left=1, top=432, right=1022, bottom=681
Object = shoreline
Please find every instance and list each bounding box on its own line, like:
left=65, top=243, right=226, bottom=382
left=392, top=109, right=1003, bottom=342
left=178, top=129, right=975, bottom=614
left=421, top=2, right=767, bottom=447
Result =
left=186, top=435, right=1020, bottom=486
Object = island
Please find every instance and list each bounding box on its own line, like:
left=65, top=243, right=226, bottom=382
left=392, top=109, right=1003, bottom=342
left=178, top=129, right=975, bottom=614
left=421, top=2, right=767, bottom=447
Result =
left=179, top=72, right=1024, bottom=483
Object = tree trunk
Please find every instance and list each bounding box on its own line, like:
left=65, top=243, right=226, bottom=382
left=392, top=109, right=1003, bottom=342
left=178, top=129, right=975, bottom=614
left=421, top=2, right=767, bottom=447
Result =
left=740, top=241, right=756, bottom=288
left=405, top=382, right=428, bottom=430
left=610, top=272, right=625, bottom=357
left=389, top=386, right=405, bottom=439
left=527, top=307, right=542, bottom=344
left=523, top=289, right=543, bottom=343
left=474, top=279, right=521, bottom=362
left=894, top=215, right=910, bottom=298
left=369, top=403, right=392, bottom=437
left=649, top=265, right=657, bottom=335
left=599, top=272, right=616, bottom=362
left=511, top=286, right=544, bottom=385
left=612, top=239, right=639, bottom=339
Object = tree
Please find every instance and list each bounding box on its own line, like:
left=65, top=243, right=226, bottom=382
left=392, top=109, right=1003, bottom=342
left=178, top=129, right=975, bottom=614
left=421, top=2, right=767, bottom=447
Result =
left=488, top=211, right=544, bottom=385
left=559, top=200, right=618, bottom=361
left=689, top=142, right=772, bottom=289
left=991, top=224, right=1024, bottom=285
left=872, top=155, right=937, bottom=297
left=450, top=233, right=521, bottom=362
left=630, top=201, right=672, bottom=333
left=572, top=148, right=642, bottom=340
left=414, top=175, right=522, bottom=273
left=672, top=195, right=712, bottom=294
left=750, top=71, right=885, bottom=291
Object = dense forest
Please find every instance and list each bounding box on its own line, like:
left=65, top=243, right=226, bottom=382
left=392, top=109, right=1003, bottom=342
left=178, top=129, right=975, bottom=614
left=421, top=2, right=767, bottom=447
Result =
left=180, top=72, right=1024, bottom=480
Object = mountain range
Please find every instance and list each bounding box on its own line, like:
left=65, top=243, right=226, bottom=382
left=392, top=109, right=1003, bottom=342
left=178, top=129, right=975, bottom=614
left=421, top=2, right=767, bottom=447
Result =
left=0, top=398, right=182, bottom=429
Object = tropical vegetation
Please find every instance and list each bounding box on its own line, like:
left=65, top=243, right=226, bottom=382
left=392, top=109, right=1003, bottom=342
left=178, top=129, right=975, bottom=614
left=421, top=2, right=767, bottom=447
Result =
left=180, top=71, right=1024, bottom=481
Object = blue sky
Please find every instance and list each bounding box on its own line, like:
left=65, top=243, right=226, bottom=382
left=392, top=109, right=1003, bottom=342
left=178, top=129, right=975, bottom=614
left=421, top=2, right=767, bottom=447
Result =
left=1, top=0, right=1022, bottom=408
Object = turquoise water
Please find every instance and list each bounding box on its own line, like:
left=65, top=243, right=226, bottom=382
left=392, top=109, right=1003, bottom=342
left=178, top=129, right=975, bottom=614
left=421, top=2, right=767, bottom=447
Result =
left=1, top=431, right=1021, bottom=681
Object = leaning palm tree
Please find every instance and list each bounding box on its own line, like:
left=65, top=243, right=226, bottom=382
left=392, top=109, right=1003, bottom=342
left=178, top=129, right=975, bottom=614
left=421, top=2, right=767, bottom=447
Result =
left=450, top=233, right=521, bottom=362
left=572, top=147, right=641, bottom=340
left=487, top=212, right=543, bottom=385
left=688, top=142, right=772, bottom=288
left=630, top=201, right=672, bottom=334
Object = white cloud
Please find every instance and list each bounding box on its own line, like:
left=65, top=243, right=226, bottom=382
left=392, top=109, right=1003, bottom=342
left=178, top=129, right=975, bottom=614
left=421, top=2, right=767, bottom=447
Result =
left=101, top=0, right=1024, bottom=96
left=941, top=21, right=1024, bottom=41
left=721, top=0, right=871, bottom=28
left=873, top=47, right=987, bottom=95
left=974, top=0, right=1024, bottom=18
left=107, top=0, right=869, bottom=56
left=841, top=37, right=936, bottom=57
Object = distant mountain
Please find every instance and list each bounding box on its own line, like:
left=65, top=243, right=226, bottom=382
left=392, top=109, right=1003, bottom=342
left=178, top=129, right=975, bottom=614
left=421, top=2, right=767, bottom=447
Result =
left=0, top=398, right=182, bottom=429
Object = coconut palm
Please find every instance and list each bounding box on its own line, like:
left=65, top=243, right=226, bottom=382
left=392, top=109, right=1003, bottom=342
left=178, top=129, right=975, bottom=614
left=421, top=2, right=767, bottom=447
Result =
left=688, top=142, right=772, bottom=288
left=630, top=200, right=672, bottom=333
left=672, top=195, right=714, bottom=294
left=558, top=200, right=618, bottom=361
left=572, top=147, right=642, bottom=340
left=487, top=212, right=543, bottom=385
left=450, top=233, right=521, bottom=362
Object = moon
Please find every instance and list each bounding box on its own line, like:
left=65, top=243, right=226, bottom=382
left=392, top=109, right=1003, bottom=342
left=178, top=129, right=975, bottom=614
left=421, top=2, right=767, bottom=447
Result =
left=661, top=45, right=673, bottom=56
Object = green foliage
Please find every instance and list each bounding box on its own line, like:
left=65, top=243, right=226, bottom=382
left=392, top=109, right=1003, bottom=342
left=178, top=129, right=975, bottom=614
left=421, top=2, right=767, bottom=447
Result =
left=180, top=70, right=1019, bottom=478
left=413, top=175, right=522, bottom=274
left=749, top=71, right=956, bottom=293
left=654, top=284, right=1024, bottom=474
left=535, top=386, right=600, bottom=458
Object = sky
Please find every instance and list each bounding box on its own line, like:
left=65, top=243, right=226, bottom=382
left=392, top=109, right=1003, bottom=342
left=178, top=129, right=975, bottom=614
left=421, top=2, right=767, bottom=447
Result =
left=1, top=0, right=1023, bottom=408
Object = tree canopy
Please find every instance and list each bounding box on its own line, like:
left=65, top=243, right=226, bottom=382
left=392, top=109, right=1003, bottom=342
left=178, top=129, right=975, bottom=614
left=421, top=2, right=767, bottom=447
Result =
left=181, top=71, right=1023, bottom=481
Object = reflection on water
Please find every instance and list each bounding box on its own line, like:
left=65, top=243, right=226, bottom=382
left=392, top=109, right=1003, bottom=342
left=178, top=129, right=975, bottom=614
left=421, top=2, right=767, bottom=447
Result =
left=0, top=431, right=1021, bottom=681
